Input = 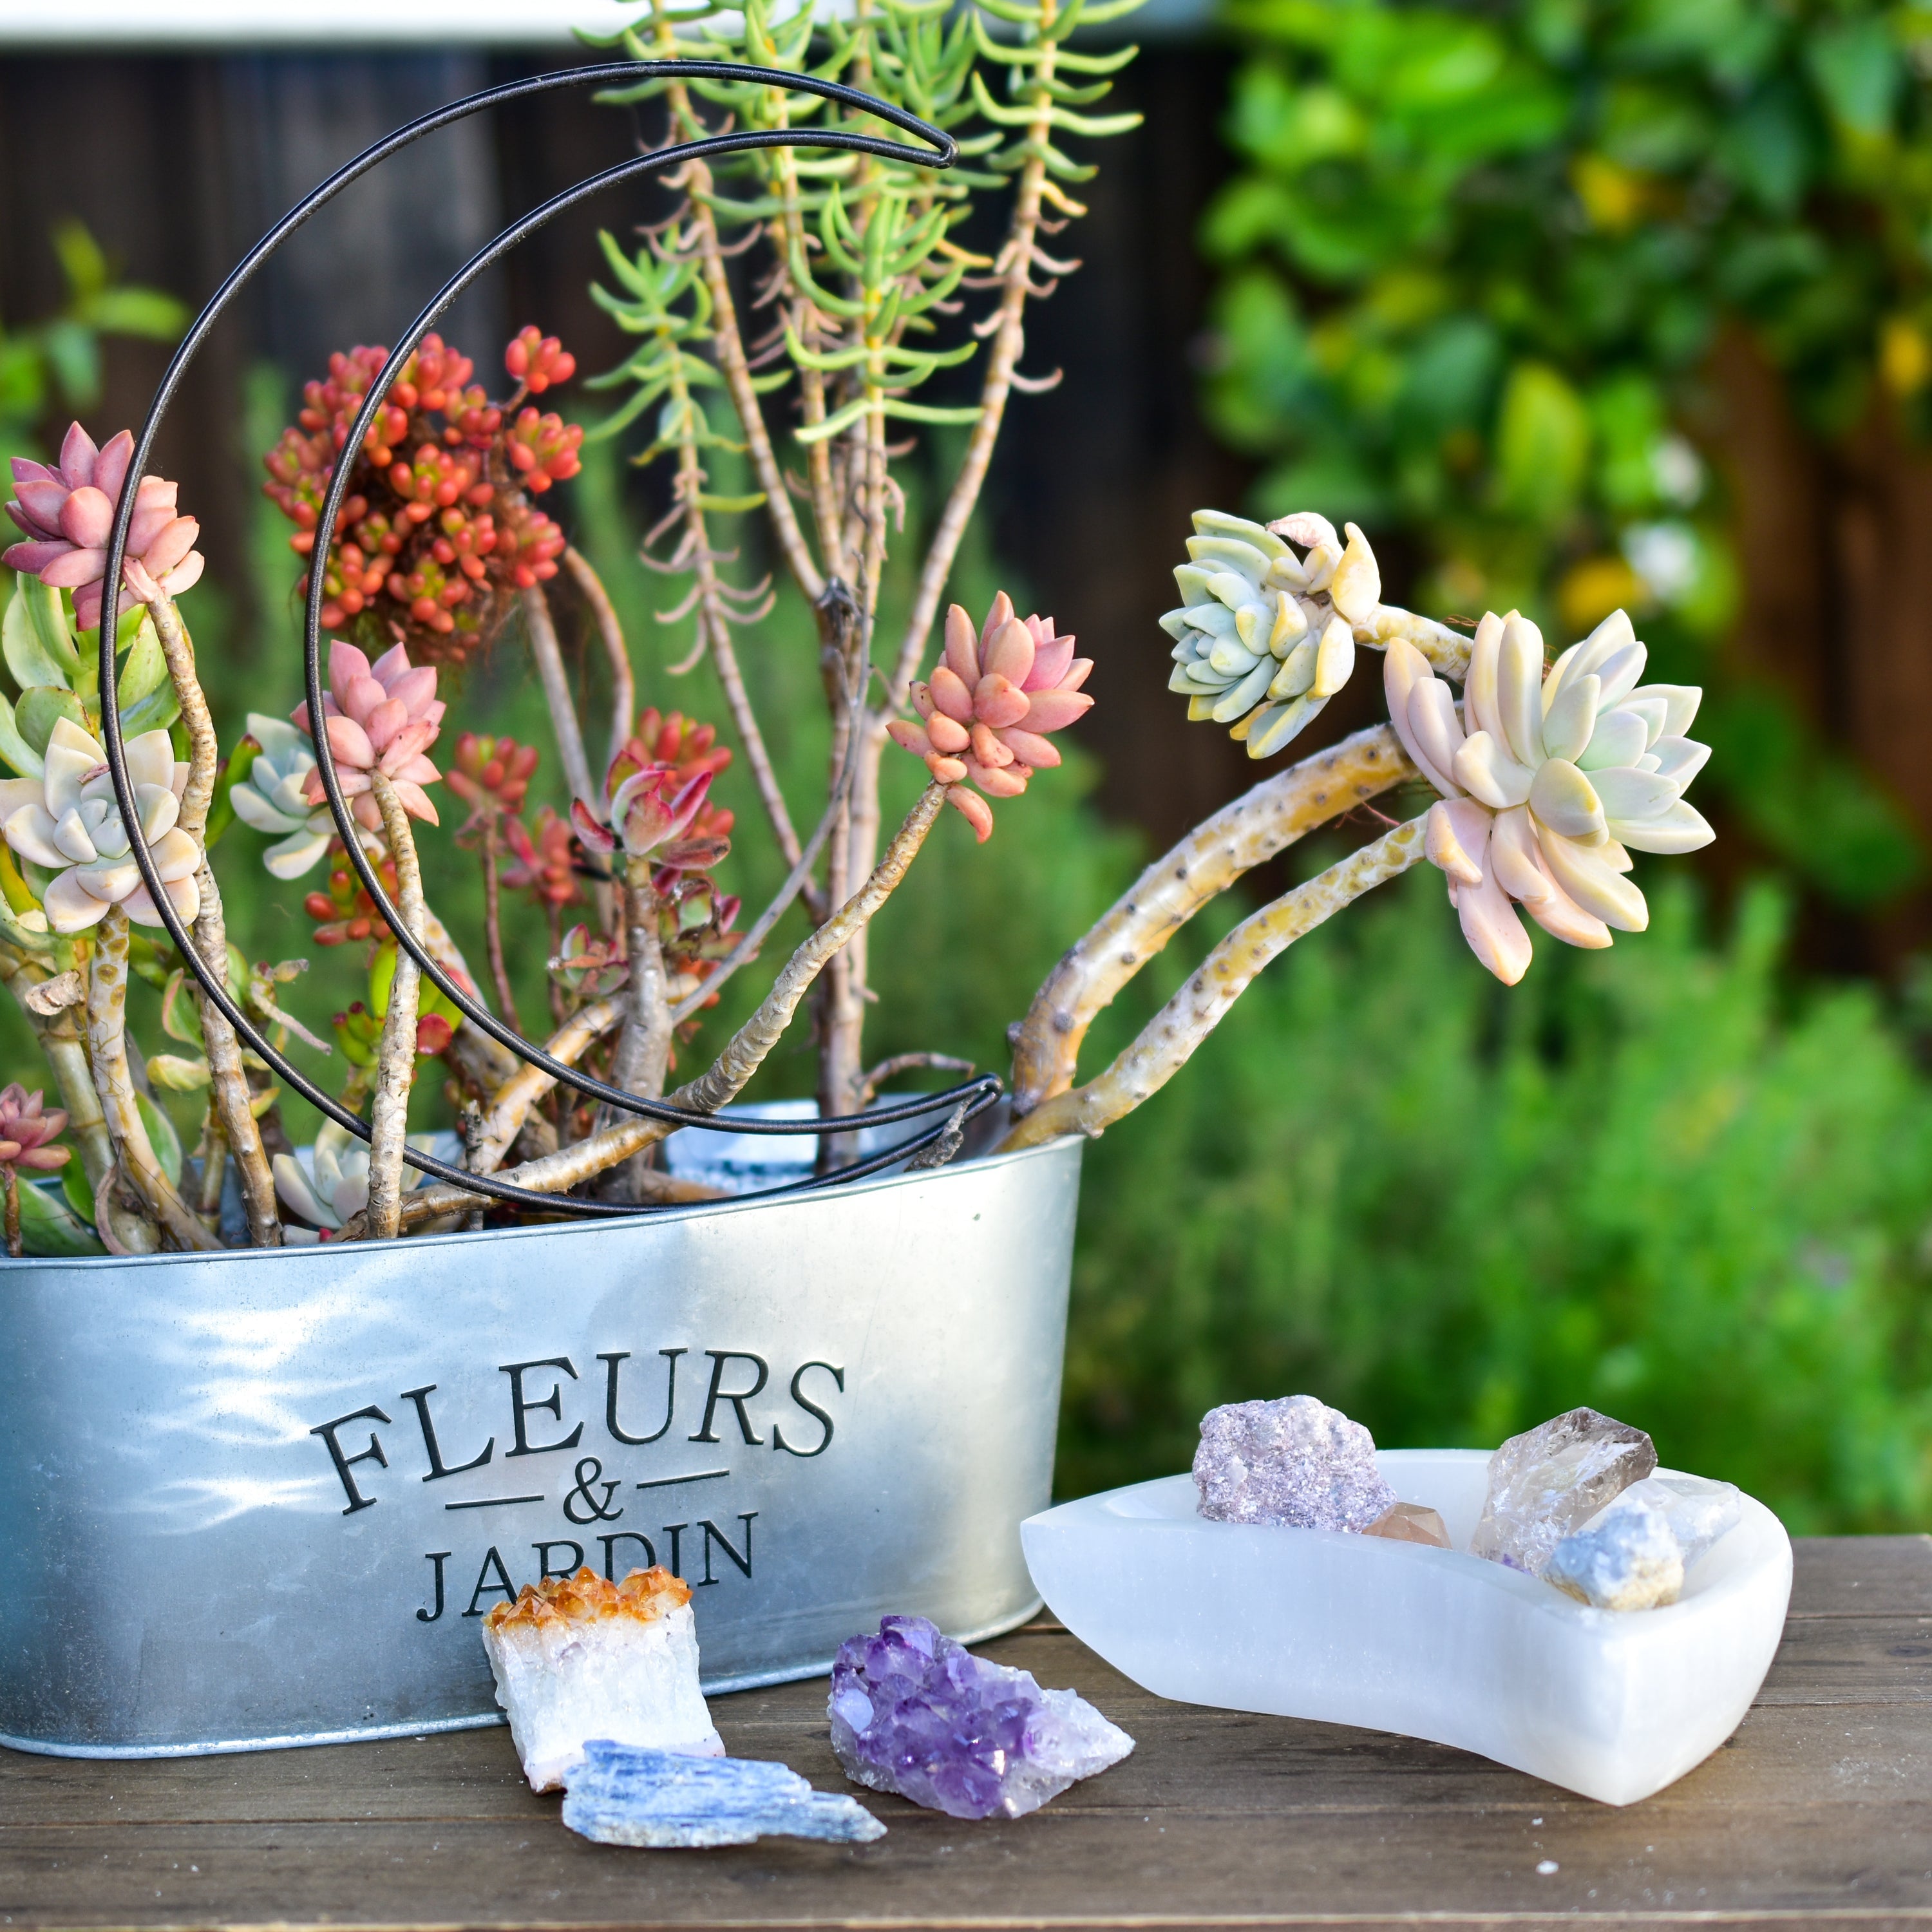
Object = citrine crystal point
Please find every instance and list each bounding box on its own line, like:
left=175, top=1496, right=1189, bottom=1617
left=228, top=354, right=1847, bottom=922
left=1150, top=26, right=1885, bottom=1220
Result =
left=1363, top=1500, right=1452, bottom=1548
left=1469, top=1407, right=1656, bottom=1577
left=829, top=1615, right=1133, bottom=1821
left=562, top=1741, right=886, bottom=1848
left=1193, top=1393, right=1397, bottom=1531
left=1546, top=1494, right=1686, bottom=1611
left=481, top=1566, right=722, bottom=1792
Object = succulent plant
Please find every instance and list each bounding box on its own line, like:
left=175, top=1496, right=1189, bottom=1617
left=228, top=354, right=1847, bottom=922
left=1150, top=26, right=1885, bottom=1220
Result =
left=502, top=804, right=580, bottom=914
left=505, top=327, right=576, bottom=396
left=0, top=717, right=198, bottom=932
left=1163, top=510, right=1380, bottom=761
left=227, top=713, right=341, bottom=879
left=4, top=422, right=205, bottom=633
left=448, top=733, right=540, bottom=823
left=572, top=764, right=719, bottom=867
left=0, top=1081, right=71, bottom=1256
left=887, top=593, right=1094, bottom=842
left=292, top=639, right=444, bottom=832
left=262, top=331, right=578, bottom=663
left=609, top=708, right=734, bottom=795
left=270, top=1119, right=433, bottom=1244
left=1385, top=609, right=1714, bottom=985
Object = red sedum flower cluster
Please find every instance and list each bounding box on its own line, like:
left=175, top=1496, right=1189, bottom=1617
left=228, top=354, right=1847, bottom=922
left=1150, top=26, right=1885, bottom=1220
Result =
left=263, top=330, right=584, bottom=665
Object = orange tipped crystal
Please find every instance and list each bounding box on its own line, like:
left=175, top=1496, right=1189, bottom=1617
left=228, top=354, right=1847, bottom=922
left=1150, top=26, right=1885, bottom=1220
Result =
left=484, top=1564, right=690, bottom=1634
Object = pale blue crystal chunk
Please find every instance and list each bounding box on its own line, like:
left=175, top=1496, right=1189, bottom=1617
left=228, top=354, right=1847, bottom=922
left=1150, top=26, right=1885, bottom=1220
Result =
left=562, top=1741, right=887, bottom=1848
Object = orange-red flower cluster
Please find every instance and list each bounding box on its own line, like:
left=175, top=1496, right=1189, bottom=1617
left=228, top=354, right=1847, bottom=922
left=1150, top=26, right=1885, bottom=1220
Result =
left=262, top=328, right=584, bottom=665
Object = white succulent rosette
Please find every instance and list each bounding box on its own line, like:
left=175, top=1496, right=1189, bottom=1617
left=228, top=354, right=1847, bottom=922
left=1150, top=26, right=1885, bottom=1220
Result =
left=271, top=1119, right=433, bottom=1244
left=1385, top=608, right=1714, bottom=985
left=0, top=717, right=200, bottom=933
left=1163, top=510, right=1380, bottom=759
left=228, top=712, right=338, bottom=879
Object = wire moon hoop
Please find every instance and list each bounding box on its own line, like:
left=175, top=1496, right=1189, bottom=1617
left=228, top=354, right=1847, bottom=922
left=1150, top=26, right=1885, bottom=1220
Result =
left=92, top=61, right=1003, bottom=1222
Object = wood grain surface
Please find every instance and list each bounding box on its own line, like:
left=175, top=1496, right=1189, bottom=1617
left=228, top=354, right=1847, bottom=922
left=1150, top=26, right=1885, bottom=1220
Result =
left=2, top=1535, right=1926, bottom=1931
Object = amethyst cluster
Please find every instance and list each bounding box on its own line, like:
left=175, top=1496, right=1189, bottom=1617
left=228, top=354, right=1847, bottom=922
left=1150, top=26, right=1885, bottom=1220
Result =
left=828, top=1615, right=1133, bottom=1820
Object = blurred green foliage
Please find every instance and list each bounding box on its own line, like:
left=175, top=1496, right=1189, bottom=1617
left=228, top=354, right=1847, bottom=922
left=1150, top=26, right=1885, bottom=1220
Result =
left=1200, top=0, right=1932, bottom=902
left=1056, top=863, right=1932, bottom=1530
left=0, top=221, right=187, bottom=463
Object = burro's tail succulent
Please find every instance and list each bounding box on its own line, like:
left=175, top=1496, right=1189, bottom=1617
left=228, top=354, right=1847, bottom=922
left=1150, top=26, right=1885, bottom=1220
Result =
left=1000, top=509, right=1717, bottom=1151
left=1387, top=609, right=1712, bottom=985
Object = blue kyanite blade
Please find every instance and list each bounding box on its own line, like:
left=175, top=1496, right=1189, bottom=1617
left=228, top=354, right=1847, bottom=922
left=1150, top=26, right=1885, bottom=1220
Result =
left=561, top=1741, right=886, bottom=1848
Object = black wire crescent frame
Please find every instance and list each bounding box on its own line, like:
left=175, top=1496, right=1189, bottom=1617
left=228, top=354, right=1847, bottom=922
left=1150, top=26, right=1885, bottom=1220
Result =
left=93, top=60, right=1003, bottom=1222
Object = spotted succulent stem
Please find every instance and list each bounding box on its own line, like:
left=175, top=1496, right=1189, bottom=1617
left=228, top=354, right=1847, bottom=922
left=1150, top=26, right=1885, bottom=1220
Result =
left=84, top=908, right=221, bottom=1249
left=600, top=856, right=672, bottom=1202
left=1001, top=815, right=1432, bottom=1152
left=469, top=995, right=621, bottom=1175
left=377, top=781, right=950, bottom=1231
left=365, top=773, right=427, bottom=1240
left=1010, top=724, right=1419, bottom=1115
left=147, top=592, right=282, bottom=1245
left=561, top=546, right=634, bottom=775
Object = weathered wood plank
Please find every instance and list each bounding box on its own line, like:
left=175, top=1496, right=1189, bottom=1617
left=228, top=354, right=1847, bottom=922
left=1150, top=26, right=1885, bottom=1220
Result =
left=1788, top=1537, right=1932, bottom=1618
left=1, top=1539, right=1927, bottom=1929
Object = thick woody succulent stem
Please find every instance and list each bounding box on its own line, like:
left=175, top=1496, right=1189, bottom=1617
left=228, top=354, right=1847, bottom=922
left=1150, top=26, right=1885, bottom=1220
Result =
left=365, top=773, right=427, bottom=1239
left=146, top=591, right=282, bottom=1245
left=85, top=908, right=222, bottom=1249
left=1010, top=724, right=1418, bottom=1113
left=5, top=1168, right=18, bottom=1258
left=601, top=857, right=672, bottom=1203
left=1000, top=814, right=1432, bottom=1151
left=562, top=547, right=635, bottom=775
left=379, top=781, right=949, bottom=1231
left=469, top=995, right=622, bottom=1175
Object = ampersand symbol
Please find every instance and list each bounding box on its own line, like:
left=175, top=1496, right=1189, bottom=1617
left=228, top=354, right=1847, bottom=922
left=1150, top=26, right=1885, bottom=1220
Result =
left=563, top=1455, right=624, bottom=1524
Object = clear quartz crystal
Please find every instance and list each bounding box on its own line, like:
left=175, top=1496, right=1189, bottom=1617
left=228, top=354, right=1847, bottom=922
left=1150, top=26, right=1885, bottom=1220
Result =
left=1193, top=1394, right=1397, bottom=1531
left=561, top=1741, right=886, bottom=1848
left=1469, top=1407, right=1656, bottom=1575
left=1544, top=1493, right=1685, bottom=1611
left=829, top=1615, right=1133, bottom=1820
left=1613, top=1473, right=1742, bottom=1569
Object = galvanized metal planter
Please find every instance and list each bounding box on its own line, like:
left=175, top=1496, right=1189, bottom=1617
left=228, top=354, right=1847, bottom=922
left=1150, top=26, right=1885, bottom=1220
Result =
left=0, top=1133, right=1082, bottom=1758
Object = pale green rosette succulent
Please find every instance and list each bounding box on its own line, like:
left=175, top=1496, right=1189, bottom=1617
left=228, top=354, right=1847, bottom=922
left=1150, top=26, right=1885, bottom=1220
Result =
left=1387, top=607, right=1714, bottom=985
left=1163, top=510, right=1381, bottom=759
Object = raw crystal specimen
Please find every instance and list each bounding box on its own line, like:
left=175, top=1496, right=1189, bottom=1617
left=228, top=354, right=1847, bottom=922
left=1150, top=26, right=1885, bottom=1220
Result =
left=562, top=1741, right=886, bottom=1848
left=1545, top=1493, right=1685, bottom=1611
left=1469, top=1408, right=1656, bottom=1575
left=1363, top=1501, right=1452, bottom=1549
left=1615, top=1473, right=1742, bottom=1570
left=1193, top=1394, right=1397, bottom=1531
left=829, top=1615, right=1133, bottom=1820
left=482, top=1566, right=721, bottom=1791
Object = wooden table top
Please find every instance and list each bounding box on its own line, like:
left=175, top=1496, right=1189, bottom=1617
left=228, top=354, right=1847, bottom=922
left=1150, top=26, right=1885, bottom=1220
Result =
left=3, top=1534, right=1927, bottom=1931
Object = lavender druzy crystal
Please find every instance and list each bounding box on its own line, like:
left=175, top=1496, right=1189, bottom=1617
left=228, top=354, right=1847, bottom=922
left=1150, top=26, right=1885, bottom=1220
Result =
left=1193, top=1394, right=1397, bottom=1530
left=828, top=1615, right=1133, bottom=1821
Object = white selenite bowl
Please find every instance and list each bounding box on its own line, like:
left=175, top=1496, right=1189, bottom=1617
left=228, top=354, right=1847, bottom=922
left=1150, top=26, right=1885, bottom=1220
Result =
left=1021, top=1448, right=1792, bottom=1806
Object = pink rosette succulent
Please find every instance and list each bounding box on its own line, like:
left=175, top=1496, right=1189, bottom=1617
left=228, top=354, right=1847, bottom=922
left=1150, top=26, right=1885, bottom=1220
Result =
left=294, top=640, right=446, bottom=832
left=4, top=423, right=205, bottom=631
left=887, top=593, right=1094, bottom=841
left=571, top=757, right=719, bottom=871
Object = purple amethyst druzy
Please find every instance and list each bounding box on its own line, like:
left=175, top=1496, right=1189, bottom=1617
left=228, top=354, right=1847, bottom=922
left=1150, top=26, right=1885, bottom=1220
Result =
left=828, top=1615, right=1133, bottom=1821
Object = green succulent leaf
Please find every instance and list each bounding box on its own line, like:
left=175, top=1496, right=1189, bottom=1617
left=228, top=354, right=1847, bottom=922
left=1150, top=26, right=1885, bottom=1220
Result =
left=15, top=685, right=86, bottom=756
left=18, top=1175, right=107, bottom=1257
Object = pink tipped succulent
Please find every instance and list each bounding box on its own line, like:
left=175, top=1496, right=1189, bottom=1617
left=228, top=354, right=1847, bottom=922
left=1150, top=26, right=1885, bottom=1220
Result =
left=0, top=1083, right=70, bottom=1257
left=4, top=423, right=205, bottom=631
left=293, top=639, right=446, bottom=832
left=887, top=593, right=1094, bottom=841
left=503, top=804, right=581, bottom=914
left=571, top=759, right=719, bottom=870
left=506, top=327, right=576, bottom=395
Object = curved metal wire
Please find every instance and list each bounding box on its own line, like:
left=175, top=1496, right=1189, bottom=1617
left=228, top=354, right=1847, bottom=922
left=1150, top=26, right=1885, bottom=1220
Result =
left=91, top=60, right=998, bottom=1220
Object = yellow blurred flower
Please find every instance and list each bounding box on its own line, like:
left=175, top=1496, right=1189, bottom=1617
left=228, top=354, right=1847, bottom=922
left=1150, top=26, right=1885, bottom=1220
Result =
left=1558, top=555, right=1643, bottom=634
